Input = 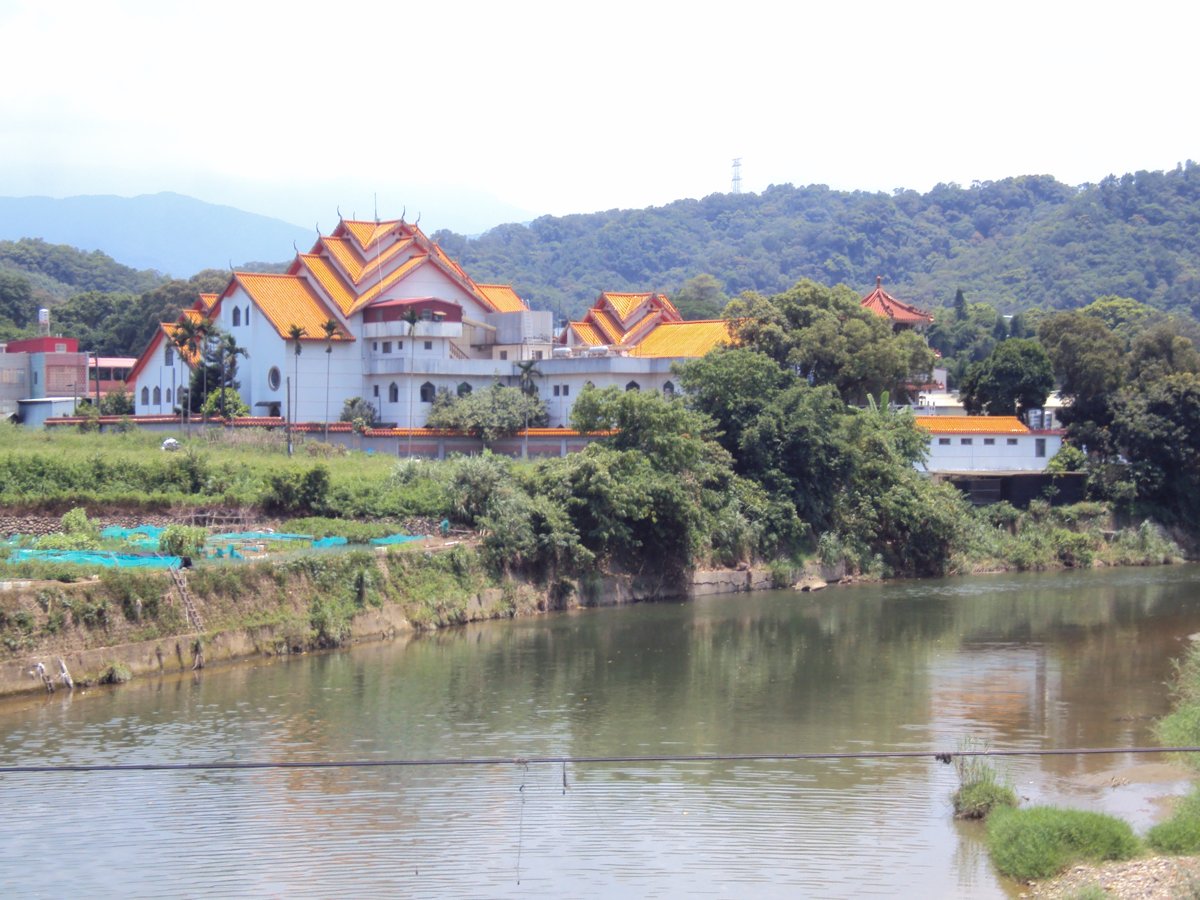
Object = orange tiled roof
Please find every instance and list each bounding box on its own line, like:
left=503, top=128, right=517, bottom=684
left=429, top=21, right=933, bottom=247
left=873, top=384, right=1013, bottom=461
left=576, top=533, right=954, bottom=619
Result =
left=629, top=320, right=732, bottom=358
left=234, top=273, right=352, bottom=341
left=569, top=322, right=604, bottom=345
left=162, top=322, right=203, bottom=367
left=296, top=254, right=356, bottom=315
left=322, top=236, right=366, bottom=282
left=342, top=219, right=402, bottom=249
left=350, top=254, right=429, bottom=311
left=590, top=309, right=625, bottom=344
left=476, top=284, right=528, bottom=313
left=198, top=293, right=220, bottom=312
left=916, top=416, right=1029, bottom=435
left=604, top=292, right=653, bottom=322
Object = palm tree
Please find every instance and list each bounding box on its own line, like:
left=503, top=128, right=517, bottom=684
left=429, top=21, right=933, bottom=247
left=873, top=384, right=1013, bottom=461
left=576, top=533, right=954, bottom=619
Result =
left=321, top=319, right=339, bottom=441
left=287, top=324, right=306, bottom=452
left=515, top=358, right=542, bottom=458
left=170, top=318, right=201, bottom=435
left=400, top=308, right=420, bottom=457
left=194, top=317, right=214, bottom=424
left=217, top=333, right=248, bottom=420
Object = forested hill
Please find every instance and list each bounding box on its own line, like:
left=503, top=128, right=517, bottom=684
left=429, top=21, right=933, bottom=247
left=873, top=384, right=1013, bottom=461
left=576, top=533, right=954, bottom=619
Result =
left=0, top=238, right=167, bottom=302
left=434, top=164, right=1200, bottom=322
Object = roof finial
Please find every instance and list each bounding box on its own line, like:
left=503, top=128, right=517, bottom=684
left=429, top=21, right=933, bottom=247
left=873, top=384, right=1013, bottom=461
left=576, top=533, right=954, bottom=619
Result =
left=400, top=205, right=406, bottom=224
left=336, top=206, right=342, bottom=221
left=876, top=275, right=883, bottom=288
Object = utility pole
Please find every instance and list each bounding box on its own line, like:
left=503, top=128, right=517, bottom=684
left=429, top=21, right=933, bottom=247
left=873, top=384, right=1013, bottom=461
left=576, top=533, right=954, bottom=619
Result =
left=732, top=158, right=742, bottom=194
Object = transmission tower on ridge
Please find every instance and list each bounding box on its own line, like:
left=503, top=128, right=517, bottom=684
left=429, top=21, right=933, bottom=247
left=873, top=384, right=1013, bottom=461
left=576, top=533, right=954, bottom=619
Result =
left=732, top=158, right=742, bottom=194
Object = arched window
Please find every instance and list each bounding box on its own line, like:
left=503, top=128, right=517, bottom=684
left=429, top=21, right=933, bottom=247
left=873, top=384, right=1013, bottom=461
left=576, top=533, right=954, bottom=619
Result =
left=457, top=382, right=472, bottom=397
left=625, top=381, right=640, bottom=392
left=232, top=307, right=241, bottom=327
left=420, top=381, right=436, bottom=403
left=141, top=387, right=149, bottom=406
left=163, top=345, right=174, bottom=366
left=165, top=388, right=172, bottom=404
left=388, top=382, right=399, bottom=403
left=268, top=367, right=281, bottom=391
left=244, top=305, right=251, bottom=324
left=662, top=381, right=675, bottom=397
left=152, top=386, right=161, bottom=405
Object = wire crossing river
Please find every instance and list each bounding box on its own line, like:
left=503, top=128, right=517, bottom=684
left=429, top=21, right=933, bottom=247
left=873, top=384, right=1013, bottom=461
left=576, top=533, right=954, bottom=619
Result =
left=2, top=565, right=1199, bottom=897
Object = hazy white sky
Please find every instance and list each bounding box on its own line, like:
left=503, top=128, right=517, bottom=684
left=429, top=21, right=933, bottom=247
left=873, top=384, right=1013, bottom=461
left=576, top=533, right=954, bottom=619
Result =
left=1, top=0, right=1195, bottom=234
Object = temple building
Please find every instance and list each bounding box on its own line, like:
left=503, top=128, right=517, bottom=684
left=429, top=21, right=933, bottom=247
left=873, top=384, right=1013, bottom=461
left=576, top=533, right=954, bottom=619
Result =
left=129, top=218, right=731, bottom=428
left=859, top=277, right=934, bottom=329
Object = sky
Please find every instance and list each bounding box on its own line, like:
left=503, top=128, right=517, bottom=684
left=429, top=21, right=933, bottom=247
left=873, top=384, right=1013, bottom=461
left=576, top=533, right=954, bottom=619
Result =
left=1, top=0, right=1196, bottom=236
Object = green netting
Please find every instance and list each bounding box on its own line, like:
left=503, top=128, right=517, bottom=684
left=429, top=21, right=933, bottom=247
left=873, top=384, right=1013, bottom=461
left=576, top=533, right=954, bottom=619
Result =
left=369, top=534, right=422, bottom=546
left=311, top=536, right=348, bottom=548
left=100, top=525, right=166, bottom=541
left=7, top=548, right=182, bottom=568
left=209, top=531, right=314, bottom=543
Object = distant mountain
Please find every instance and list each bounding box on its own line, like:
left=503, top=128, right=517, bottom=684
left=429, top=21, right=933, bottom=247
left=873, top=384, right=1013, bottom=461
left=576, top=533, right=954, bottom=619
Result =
left=0, top=192, right=310, bottom=276
left=436, top=164, right=1200, bottom=322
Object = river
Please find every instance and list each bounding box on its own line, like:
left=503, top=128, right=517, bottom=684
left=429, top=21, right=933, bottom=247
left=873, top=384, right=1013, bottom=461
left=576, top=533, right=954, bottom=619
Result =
left=2, top=565, right=1199, bottom=897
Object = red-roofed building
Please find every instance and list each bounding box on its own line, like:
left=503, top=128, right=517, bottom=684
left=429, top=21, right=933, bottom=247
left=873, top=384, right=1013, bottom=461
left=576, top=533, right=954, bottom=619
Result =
left=860, top=277, right=933, bottom=329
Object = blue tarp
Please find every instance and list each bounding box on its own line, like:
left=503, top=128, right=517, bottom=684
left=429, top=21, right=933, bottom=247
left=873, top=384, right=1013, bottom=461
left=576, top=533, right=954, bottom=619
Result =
left=101, top=524, right=166, bottom=541
left=369, top=534, right=422, bottom=546
left=311, top=536, right=348, bottom=548
left=209, top=531, right=314, bottom=543
left=7, top=548, right=182, bottom=569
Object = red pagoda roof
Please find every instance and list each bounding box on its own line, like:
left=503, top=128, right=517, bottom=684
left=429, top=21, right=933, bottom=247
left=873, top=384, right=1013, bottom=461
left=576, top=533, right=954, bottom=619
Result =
left=860, top=277, right=933, bottom=326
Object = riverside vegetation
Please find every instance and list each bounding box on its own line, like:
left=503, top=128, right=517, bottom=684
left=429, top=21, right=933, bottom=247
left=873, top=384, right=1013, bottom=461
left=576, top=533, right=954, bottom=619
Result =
left=949, top=635, right=1200, bottom=887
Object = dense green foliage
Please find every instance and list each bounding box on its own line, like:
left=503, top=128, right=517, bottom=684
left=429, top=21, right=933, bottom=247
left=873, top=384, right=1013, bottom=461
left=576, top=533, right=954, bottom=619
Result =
left=425, top=384, right=549, bottom=443
left=985, top=806, right=1140, bottom=880
left=1147, top=789, right=1200, bottom=854
left=0, top=238, right=164, bottom=302
left=432, top=166, right=1200, bottom=322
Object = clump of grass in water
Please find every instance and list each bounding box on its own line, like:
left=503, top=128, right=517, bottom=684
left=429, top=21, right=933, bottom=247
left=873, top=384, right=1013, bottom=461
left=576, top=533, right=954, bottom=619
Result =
left=986, top=805, right=1140, bottom=881
left=951, top=740, right=1017, bottom=820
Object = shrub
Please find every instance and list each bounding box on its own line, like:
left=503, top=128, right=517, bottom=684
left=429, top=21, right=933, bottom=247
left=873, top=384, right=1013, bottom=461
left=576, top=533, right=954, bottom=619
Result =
left=986, top=806, right=1140, bottom=880
left=98, top=661, right=133, bottom=684
left=1147, top=789, right=1200, bottom=854
left=160, top=525, right=208, bottom=557
left=950, top=744, right=1017, bottom=820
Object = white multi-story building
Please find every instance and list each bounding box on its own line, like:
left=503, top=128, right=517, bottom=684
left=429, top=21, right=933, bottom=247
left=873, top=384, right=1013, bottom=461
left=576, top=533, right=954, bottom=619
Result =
left=129, top=217, right=732, bottom=428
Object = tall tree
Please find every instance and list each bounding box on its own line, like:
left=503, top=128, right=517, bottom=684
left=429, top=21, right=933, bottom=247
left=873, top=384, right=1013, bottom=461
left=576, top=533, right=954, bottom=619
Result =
left=287, top=324, right=305, bottom=427
left=1038, top=311, right=1126, bottom=453
left=958, top=338, right=1054, bottom=421
left=321, top=318, right=339, bottom=439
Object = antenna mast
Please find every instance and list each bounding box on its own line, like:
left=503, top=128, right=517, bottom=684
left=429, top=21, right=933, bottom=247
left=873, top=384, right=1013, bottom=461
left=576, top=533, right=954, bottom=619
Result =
left=732, top=158, right=742, bottom=194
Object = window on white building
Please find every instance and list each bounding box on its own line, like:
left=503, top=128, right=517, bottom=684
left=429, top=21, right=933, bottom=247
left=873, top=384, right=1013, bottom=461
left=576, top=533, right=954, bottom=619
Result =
left=533, top=350, right=543, bottom=360
left=373, top=385, right=379, bottom=397
left=938, top=437, right=951, bottom=445
left=388, top=382, right=399, bottom=403
left=166, top=388, right=172, bottom=404
left=383, top=342, right=392, bottom=354
left=960, top=438, right=973, bottom=445
left=1036, top=438, right=1046, bottom=458
left=420, top=382, right=435, bottom=403
left=457, top=382, right=472, bottom=397
left=153, top=387, right=161, bottom=404
left=625, top=381, right=640, bottom=392
left=141, top=387, right=149, bottom=405
left=232, top=307, right=241, bottom=327
left=663, top=381, right=675, bottom=397
left=423, top=340, right=432, bottom=350
left=553, top=385, right=561, bottom=397
left=268, top=367, right=281, bottom=391
left=1007, top=438, right=1019, bottom=446
left=164, top=345, right=174, bottom=366
left=499, top=350, right=508, bottom=360
left=984, top=438, right=995, bottom=445
left=562, top=385, right=570, bottom=397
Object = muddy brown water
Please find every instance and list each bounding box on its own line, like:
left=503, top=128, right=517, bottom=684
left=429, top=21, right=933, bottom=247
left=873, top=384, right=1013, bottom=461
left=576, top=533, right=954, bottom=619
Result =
left=1, top=565, right=1199, bottom=897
